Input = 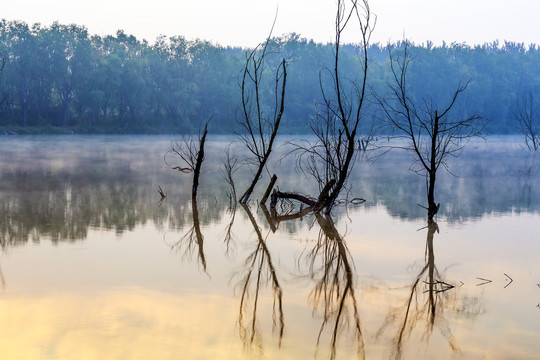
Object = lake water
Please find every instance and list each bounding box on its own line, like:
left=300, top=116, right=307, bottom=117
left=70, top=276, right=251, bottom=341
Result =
left=0, top=135, right=539, bottom=360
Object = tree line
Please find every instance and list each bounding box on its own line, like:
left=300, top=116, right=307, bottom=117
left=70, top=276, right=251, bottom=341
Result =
left=0, top=19, right=539, bottom=134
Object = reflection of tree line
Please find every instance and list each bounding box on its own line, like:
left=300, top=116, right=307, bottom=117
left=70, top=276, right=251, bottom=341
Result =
left=0, top=161, right=232, bottom=248
left=0, top=151, right=292, bottom=248
left=0, top=167, right=153, bottom=247
left=355, top=147, right=540, bottom=222
left=444, top=150, right=539, bottom=220
left=1, top=142, right=538, bottom=249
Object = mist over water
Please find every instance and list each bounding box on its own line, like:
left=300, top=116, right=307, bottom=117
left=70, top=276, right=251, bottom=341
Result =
left=0, top=135, right=539, bottom=359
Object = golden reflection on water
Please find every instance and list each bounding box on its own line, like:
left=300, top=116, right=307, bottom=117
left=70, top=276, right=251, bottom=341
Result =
left=0, top=288, right=362, bottom=360
left=0, top=289, right=243, bottom=360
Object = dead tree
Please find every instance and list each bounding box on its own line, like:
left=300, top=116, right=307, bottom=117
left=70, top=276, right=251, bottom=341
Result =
left=375, top=42, right=485, bottom=220
left=514, top=92, right=540, bottom=151
left=169, top=121, right=209, bottom=200
left=165, top=121, right=210, bottom=270
left=237, top=19, right=288, bottom=204
left=291, top=0, right=375, bottom=214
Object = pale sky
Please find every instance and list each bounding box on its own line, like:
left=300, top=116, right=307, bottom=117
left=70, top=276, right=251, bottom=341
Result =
left=2, top=0, right=539, bottom=47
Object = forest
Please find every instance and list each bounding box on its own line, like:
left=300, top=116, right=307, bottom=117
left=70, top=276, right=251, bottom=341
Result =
left=0, top=19, right=539, bottom=134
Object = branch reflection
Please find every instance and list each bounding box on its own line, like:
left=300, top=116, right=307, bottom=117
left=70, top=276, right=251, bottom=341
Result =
left=307, top=214, right=365, bottom=360
left=233, top=204, right=284, bottom=354
left=260, top=203, right=313, bottom=232
left=222, top=204, right=237, bottom=256
left=520, top=153, right=537, bottom=208
left=377, top=220, right=482, bottom=359
left=168, top=198, right=206, bottom=272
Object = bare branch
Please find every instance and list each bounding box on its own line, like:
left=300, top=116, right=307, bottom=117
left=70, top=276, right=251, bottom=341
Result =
left=514, top=92, right=540, bottom=151
left=236, top=15, right=288, bottom=204
left=374, top=40, right=486, bottom=219
left=289, top=0, right=375, bottom=214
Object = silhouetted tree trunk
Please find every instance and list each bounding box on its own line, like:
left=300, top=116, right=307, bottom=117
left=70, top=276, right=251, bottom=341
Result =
left=427, top=112, right=439, bottom=219
left=260, top=174, right=277, bottom=205
left=169, top=120, right=210, bottom=200
left=192, top=123, right=208, bottom=199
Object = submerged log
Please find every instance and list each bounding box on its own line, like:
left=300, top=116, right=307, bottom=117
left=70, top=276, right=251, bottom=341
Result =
left=270, top=189, right=317, bottom=210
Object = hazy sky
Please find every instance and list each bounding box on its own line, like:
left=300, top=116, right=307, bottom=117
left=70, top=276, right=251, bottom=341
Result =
left=2, top=0, right=539, bottom=47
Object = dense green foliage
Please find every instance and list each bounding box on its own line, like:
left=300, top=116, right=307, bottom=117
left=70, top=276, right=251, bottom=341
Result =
left=0, top=20, right=539, bottom=134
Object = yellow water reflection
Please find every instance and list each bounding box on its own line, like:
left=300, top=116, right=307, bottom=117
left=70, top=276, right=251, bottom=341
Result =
left=0, top=287, right=364, bottom=360
left=2, top=280, right=538, bottom=360
left=0, top=289, right=242, bottom=360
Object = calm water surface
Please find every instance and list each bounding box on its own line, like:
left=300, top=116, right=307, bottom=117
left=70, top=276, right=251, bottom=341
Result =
left=0, top=135, right=539, bottom=360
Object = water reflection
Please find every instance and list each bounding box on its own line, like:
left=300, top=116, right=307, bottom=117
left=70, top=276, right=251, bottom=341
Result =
left=0, top=136, right=539, bottom=250
left=520, top=153, right=537, bottom=208
left=0, top=263, right=5, bottom=291
left=222, top=204, right=237, bottom=255
left=0, top=145, right=170, bottom=247
left=1, top=136, right=539, bottom=359
left=168, top=198, right=207, bottom=271
left=261, top=202, right=313, bottom=231
left=233, top=204, right=284, bottom=354
left=231, top=203, right=364, bottom=359
left=355, top=137, right=540, bottom=221
left=309, top=214, right=364, bottom=359
left=376, top=220, right=484, bottom=359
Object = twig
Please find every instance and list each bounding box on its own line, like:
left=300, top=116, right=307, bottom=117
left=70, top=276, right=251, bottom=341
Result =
left=476, top=277, right=492, bottom=286
left=504, top=273, right=514, bottom=288
left=172, top=166, right=193, bottom=173
left=158, top=185, right=166, bottom=207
